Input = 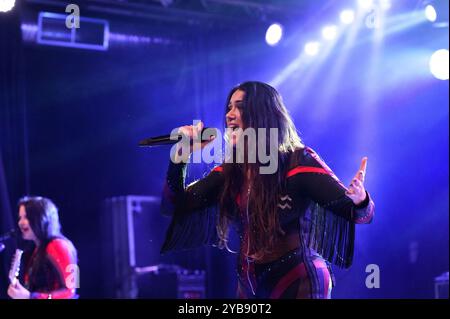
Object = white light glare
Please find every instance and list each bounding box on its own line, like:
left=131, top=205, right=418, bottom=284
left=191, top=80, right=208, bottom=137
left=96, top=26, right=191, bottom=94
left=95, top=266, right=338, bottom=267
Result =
left=429, top=49, right=449, bottom=80
left=0, top=0, right=15, bottom=12
left=425, top=5, right=437, bottom=22
left=304, top=42, right=320, bottom=56
left=379, top=0, right=391, bottom=11
left=340, top=10, right=355, bottom=24
left=358, top=0, right=374, bottom=10
left=322, top=25, right=338, bottom=40
left=265, top=23, right=283, bottom=46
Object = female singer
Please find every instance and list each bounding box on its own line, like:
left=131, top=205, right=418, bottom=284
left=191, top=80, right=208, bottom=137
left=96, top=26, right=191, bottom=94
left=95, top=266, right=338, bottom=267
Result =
left=160, top=81, right=374, bottom=298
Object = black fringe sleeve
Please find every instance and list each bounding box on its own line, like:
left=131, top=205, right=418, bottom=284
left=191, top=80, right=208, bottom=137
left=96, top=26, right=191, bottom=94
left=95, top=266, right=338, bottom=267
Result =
left=160, top=161, right=224, bottom=254
left=288, top=147, right=375, bottom=268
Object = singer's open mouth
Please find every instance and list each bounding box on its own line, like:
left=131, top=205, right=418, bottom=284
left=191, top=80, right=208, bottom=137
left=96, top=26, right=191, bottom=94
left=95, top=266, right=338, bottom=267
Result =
left=227, top=123, right=240, bottom=129
left=20, top=227, right=30, bottom=233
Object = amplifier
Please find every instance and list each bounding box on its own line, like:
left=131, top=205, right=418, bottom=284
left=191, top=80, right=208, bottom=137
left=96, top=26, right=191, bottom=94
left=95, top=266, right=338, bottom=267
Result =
left=135, top=266, right=206, bottom=299
left=434, top=272, right=449, bottom=299
left=101, top=195, right=207, bottom=298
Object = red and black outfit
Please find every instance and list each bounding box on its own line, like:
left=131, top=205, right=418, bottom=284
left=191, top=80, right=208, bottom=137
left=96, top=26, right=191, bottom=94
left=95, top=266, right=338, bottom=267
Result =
left=24, top=238, right=78, bottom=299
left=160, top=147, right=374, bottom=299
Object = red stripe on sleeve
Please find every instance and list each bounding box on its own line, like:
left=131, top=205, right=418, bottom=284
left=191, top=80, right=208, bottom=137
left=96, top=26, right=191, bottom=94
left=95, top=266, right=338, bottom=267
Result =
left=286, top=166, right=330, bottom=178
left=212, top=166, right=223, bottom=173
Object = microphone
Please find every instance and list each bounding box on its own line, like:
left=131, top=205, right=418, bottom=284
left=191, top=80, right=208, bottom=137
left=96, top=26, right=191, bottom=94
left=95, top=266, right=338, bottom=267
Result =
left=0, top=229, right=16, bottom=253
left=0, top=229, right=16, bottom=242
left=138, top=127, right=218, bottom=147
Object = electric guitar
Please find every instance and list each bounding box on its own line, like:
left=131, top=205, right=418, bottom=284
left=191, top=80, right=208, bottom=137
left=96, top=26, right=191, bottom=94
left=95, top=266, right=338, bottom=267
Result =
left=8, top=249, right=23, bottom=286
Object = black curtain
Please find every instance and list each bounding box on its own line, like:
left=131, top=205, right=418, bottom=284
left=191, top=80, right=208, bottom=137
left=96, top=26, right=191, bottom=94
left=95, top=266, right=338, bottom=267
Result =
left=0, top=1, right=29, bottom=299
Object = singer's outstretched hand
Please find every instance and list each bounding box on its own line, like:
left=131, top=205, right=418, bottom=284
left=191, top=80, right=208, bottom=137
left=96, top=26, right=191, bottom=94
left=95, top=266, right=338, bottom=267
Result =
left=174, top=121, right=215, bottom=163
left=345, top=157, right=368, bottom=205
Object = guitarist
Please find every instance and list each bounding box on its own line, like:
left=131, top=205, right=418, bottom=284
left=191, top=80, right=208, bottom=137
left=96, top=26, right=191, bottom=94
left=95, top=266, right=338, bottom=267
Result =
left=7, top=196, right=78, bottom=299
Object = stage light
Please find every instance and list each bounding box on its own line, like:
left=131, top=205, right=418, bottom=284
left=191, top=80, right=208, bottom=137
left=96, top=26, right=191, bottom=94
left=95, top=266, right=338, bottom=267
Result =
left=423, top=1, right=449, bottom=27
left=0, top=0, right=15, bottom=12
left=358, top=0, right=374, bottom=10
left=322, top=25, right=338, bottom=40
left=265, top=23, right=283, bottom=46
left=425, top=5, right=437, bottom=22
left=340, top=10, right=355, bottom=24
left=304, top=41, right=320, bottom=56
left=429, top=49, right=449, bottom=80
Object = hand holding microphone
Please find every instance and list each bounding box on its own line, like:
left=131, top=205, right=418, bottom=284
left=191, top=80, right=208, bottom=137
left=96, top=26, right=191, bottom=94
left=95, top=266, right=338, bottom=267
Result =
left=138, top=121, right=217, bottom=147
left=174, top=121, right=216, bottom=163
left=138, top=121, right=217, bottom=163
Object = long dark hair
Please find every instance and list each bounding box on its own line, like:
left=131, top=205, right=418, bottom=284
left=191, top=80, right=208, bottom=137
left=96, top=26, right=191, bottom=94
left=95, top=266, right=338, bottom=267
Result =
left=18, top=196, right=76, bottom=281
left=18, top=196, right=62, bottom=244
left=217, top=81, right=303, bottom=260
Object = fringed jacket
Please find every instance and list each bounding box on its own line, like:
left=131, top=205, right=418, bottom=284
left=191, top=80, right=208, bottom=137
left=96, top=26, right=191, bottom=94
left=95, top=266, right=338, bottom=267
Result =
left=160, top=146, right=374, bottom=269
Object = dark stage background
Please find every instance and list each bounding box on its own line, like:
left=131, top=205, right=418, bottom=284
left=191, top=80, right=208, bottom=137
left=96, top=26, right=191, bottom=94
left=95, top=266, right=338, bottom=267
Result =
left=0, top=0, right=448, bottom=299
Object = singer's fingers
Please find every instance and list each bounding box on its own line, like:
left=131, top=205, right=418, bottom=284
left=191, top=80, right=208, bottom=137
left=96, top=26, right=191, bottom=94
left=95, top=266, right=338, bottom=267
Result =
left=354, top=157, right=368, bottom=181
left=178, top=125, right=192, bottom=138
left=352, top=178, right=363, bottom=188
left=193, top=125, right=198, bottom=141
left=193, top=121, right=203, bottom=141
left=15, top=280, right=23, bottom=288
left=359, top=157, right=368, bottom=174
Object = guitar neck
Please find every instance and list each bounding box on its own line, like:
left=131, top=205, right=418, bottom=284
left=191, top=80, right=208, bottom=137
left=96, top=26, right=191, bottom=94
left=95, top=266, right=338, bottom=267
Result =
left=9, top=249, right=23, bottom=284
